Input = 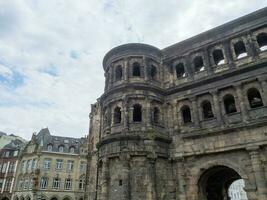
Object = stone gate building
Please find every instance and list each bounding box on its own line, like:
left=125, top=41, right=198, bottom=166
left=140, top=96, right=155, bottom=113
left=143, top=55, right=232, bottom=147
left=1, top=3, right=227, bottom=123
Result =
left=85, top=8, right=267, bottom=200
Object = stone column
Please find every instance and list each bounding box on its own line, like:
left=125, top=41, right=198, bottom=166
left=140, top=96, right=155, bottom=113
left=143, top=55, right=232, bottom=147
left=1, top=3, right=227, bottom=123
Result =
left=145, top=97, right=152, bottom=129
left=234, top=83, right=249, bottom=122
left=258, top=76, right=267, bottom=106
left=211, top=89, right=223, bottom=126
left=144, top=56, right=149, bottom=81
left=203, top=48, right=212, bottom=75
left=124, top=57, right=129, bottom=82
left=122, top=97, right=129, bottom=132
left=223, top=40, right=235, bottom=69
left=100, top=158, right=109, bottom=200
left=190, top=97, right=200, bottom=128
left=247, top=33, right=257, bottom=58
left=247, top=146, right=267, bottom=200
left=175, top=158, right=187, bottom=200
left=170, top=64, right=175, bottom=86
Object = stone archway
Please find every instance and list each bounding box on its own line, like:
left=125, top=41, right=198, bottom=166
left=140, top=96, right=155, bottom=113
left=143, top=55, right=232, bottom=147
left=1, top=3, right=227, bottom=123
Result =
left=198, top=165, right=247, bottom=200
left=1, top=197, right=10, bottom=200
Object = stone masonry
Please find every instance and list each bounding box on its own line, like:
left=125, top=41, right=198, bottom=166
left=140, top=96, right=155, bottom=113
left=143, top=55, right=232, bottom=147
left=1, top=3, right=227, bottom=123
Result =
left=85, top=8, right=267, bottom=200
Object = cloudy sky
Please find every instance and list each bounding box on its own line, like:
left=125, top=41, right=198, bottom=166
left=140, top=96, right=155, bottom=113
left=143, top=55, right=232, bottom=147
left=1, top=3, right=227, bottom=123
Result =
left=0, top=0, right=266, bottom=140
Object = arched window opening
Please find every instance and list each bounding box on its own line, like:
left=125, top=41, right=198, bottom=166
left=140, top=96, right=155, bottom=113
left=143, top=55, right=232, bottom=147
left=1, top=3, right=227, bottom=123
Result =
left=58, top=145, right=64, bottom=153
left=256, top=32, right=267, bottom=51
left=223, top=94, right=237, bottom=114
left=202, top=101, right=214, bottom=119
left=115, top=65, right=122, bottom=81
left=247, top=88, right=263, bottom=108
left=153, top=107, right=160, bottom=124
left=175, top=63, right=186, bottom=78
left=69, top=147, right=75, bottom=153
left=194, top=56, right=205, bottom=72
left=47, top=144, right=53, bottom=152
left=132, top=62, right=141, bottom=77
left=133, top=104, right=142, bottom=122
left=212, top=49, right=225, bottom=65
left=113, top=107, right=122, bottom=124
left=234, top=41, right=247, bottom=59
left=150, top=65, right=157, bottom=80
left=181, top=106, right=192, bottom=124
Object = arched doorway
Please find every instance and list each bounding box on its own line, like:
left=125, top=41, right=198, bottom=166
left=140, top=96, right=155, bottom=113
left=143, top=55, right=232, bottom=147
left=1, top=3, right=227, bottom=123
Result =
left=1, top=197, right=10, bottom=200
left=198, top=165, right=247, bottom=200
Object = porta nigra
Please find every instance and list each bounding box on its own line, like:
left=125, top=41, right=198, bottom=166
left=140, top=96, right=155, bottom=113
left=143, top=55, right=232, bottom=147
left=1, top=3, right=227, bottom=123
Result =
left=85, top=8, right=267, bottom=200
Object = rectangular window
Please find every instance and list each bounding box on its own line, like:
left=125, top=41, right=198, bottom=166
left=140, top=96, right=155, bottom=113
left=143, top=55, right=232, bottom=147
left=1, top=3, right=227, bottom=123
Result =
left=40, top=177, right=48, bottom=189
left=64, top=178, right=72, bottom=190
left=56, top=159, right=63, bottom=170
left=0, top=179, right=3, bottom=190
left=29, top=178, right=33, bottom=190
left=80, top=162, right=87, bottom=172
left=5, top=151, right=10, bottom=157
left=43, top=159, right=51, bottom=170
left=24, top=179, right=29, bottom=190
left=8, top=162, right=15, bottom=173
left=4, top=179, right=12, bottom=191
left=67, top=160, right=74, bottom=171
left=27, top=160, right=32, bottom=172
left=2, top=163, right=7, bottom=173
left=79, top=179, right=85, bottom=190
left=52, top=178, right=60, bottom=189
left=32, top=159, right=37, bottom=170
left=21, top=160, right=26, bottom=172
left=18, top=179, right=23, bottom=190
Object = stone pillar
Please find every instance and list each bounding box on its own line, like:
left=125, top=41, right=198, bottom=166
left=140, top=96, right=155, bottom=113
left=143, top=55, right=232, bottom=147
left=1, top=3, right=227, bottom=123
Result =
left=124, top=58, right=129, bottom=82
left=144, top=56, right=149, bottom=81
left=223, top=40, right=235, bottom=69
left=211, top=89, right=223, bottom=126
left=190, top=97, right=200, bottom=127
left=247, top=33, right=257, bottom=58
left=108, top=68, right=113, bottom=89
left=120, top=153, right=131, bottom=200
left=122, top=96, right=129, bottom=132
left=258, top=76, right=267, bottom=106
left=100, top=158, right=109, bottom=200
left=147, top=158, right=157, bottom=200
left=145, top=97, right=152, bottom=129
left=203, top=48, right=212, bottom=75
left=247, top=146, right=267, bottom=200
left=175, top=158, right=187, bottom=200
left=234, top=83, right=249, bottom=122
left=170, top=64, right=175, bottom=86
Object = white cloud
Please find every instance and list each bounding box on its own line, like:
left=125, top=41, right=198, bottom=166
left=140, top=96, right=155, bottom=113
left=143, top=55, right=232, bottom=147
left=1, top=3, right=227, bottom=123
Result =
left=0, top=0, right=266, bottom=139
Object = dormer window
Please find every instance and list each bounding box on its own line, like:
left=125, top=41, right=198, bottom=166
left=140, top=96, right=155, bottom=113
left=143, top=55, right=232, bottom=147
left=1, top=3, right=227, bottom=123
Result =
left=47, top=144, right=53, bottom=152
left=69, top=147, right=75, bottom=153
left=256, top=32, right=267, bottom=51
left=58, top=145, right=64, bottom=153
left=234, top=41, right=247, bottom=59
left=194, top=56, right=205, bottom=72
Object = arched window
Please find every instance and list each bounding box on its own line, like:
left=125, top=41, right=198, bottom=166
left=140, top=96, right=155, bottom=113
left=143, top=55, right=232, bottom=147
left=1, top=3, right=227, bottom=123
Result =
left=113, top=107, right=122, bottom=124
left=213, top=49, right=225, bottom=65
left=115, top=65, right=122, bottom=81
left=247, top=88, right=263, bottom=108
left=153, top=107, right=160, bottom=124
left=47, top=144, right=53, bottom=152
left=194, top=56, right=205, bottom=72
left=79, top=175, right=85, bottom=190
left=69, top=147, right=75, bottom=153
left=181, top=105, right=192, bottom=124
left=256, top=32, right=267, bottom=51
left=223, top=94, right=237, bottom=114
left=175, top=63, right=186, bottom=78
left=132, top=62, right=141, bottom=77
left=58, top=145, right=64, bottom=153
left=133, top=104, right=142, bottom=122
left=202, top=100, right=214, bottom=119
left=234, top=41, right=247, bottom=59
left=150, top=65, right=157, bottom=80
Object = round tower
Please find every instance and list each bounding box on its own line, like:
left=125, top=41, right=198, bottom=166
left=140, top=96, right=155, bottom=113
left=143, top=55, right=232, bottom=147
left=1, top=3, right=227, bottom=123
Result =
left=97, top=43, right=173, bottom=200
